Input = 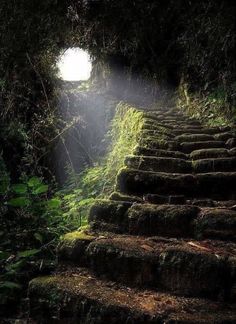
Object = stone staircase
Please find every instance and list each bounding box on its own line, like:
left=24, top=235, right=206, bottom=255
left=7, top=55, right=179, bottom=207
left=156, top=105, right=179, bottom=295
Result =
left=29, top=107, right=236, bottom=323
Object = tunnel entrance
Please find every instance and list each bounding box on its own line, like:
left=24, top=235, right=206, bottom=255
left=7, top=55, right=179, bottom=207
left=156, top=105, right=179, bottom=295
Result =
left=57, top=48, right=92, bottom=81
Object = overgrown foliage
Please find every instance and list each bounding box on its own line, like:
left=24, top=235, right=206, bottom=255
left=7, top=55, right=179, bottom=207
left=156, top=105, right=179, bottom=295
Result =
left=59, top=102, right=144, bottom=223
left=177, top=83, right=236, bottom=127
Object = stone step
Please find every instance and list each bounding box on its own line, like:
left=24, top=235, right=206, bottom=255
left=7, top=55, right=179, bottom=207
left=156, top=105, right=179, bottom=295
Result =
left=173, top=126, right=231, bottom=135
left=127, top=155, right=236, bottom=174
left=139, top=138, right=179, bottom=151
left=88, top=200, right=132, bottom=233
left=190, top=148, right=230, bottom=160
left=193, top=157, right=236, bottom=173
left=195, top=207, right=236, bottom=241
left=109, top=191, right=144, bottom=203
left=180, top=141, right=225, bottom=153
left=128, top=204, right=236, bottom=241
left=116, top=168, right=236, bottom=199
left=142, top=119, right=174, bottom=130
left=214, top=132, right=236, bottom=141
left=125, top=155, right=192, bottom=173
left=29, top=268, right=236, bottom=323
left=89, top=201, right=236, bottom=241
left=139, top=129, right=174, bottom=139
left=134, top=146, right=188, bottom=159
left=227, top=138, right=236, bottom=149
left=175, top=134, right=215, bottom=142
left=69, top=235, right=236, bottom=300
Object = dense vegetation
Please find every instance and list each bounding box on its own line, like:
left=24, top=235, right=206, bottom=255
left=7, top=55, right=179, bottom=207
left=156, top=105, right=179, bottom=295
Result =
left=0, top=0, right=235, bottom=318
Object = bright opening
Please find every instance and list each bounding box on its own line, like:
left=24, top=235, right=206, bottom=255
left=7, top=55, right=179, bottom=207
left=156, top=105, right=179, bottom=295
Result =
left=57, top=48, right=92, bottom=81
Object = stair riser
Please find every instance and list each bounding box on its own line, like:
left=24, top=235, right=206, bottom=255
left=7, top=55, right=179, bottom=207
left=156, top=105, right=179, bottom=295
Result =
left=117, top=169, right=236, bottom=200
left=125, top=156, right=192, bottom=173
left=134, top=147, right=188, bottom=159
left=126, top=156, right=236, bottom=173
left=193, top=159, right=236, bottom=173
left=180, top=142, right=226, bottom=153
left=89, top=203, right=236, bottom=242
left=85, top=242, right=234, bottom=300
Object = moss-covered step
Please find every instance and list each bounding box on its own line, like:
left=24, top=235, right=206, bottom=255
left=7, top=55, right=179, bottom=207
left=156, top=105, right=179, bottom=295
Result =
left=139, top=138, right=179, bottom=151
left=128, top=204, right=199, bottom=237
left=109, top=191, right=143, bottom=203
left=134, top=146, right=188, bottom=159
left=28, top=268, right=236, bottom=324
left=175, top=134, right=215, bottom=143
left=116, top=168, right=197, bottom=196
left=139, top=129, right=174, bottom=139
left=172, top=127, right=230, bottom=135
left=163, top=120, right=201, bottom=127
left=190, top=148, right=230, bottom=160
left=180, top=141, right=226, bottom=153
left=116, top=168, right=236, bottom=199
left=128, top=204, right=236, bottom=241
left=194, top=208, right=236, bottom=241
left=125, top=155, right=192, bottom=173
left=57, top=230, right=96, bottom=264
left=142, top=119, right=174, bottom=130
left=192, top=157, right=236, bottom=173
left=85, top=235, right=236, bottom=299
left=143, top=193, right=186, bottom=204
left=214, top=132, right=236, bottom=141
left=88, top=200, right=132, bottom=233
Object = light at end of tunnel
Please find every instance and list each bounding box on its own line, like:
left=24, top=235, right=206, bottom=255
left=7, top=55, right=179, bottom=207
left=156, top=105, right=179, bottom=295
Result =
left=57, top=48, right=92, bottom=81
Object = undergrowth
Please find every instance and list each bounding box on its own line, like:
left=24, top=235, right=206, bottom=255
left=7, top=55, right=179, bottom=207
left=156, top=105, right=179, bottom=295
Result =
left=177, top=83, right=236, bottom=127
left=59, top=101, right=144, bottom=226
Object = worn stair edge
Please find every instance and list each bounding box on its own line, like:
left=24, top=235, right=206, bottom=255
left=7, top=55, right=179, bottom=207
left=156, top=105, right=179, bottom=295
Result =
left=116, top=168, right=236, bottom=199
left=29, top=268, right=236, bottom=324
left=125, top=155, right=192, bottom=173
left=88, top=200, right=236, bottom=241
left=125, top=155, right=236, bottom=173
left=65, top=234, right=236, bottom=300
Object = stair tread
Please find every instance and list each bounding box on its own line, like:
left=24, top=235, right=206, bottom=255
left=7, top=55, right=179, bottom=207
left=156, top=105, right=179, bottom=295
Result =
left=29, top=268, right=236, bottom=323
left=116, top=168, right=236, bottom=199
left=83, top=234, right=236, bottom=298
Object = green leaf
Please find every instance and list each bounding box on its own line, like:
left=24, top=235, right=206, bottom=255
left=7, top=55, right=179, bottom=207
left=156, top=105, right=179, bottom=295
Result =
left=12, top=184, right=28, bottom=194
left=5, top=260, right=25, bottom=271
left=77, top=198, right=94, bottom=207
left=0, top=251, right=10, bottom=260
left=18, top=249, right=40, bottom=258
left=27, top=177, right=42, bottom=188
left=34, top=233, right=43, bottom=244
left=47, top=198, right=61, bottom=209
left=8, top=197, right=31, bottom=207
left=32, top=184, right=48, bottom=195
left=0, top=281, right=22, bottom=290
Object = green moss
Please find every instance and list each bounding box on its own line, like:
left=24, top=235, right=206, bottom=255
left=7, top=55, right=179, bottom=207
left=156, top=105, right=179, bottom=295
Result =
left=62, top=230, right=95, bottom=242
left=60, top=102, right=145, bottom=228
